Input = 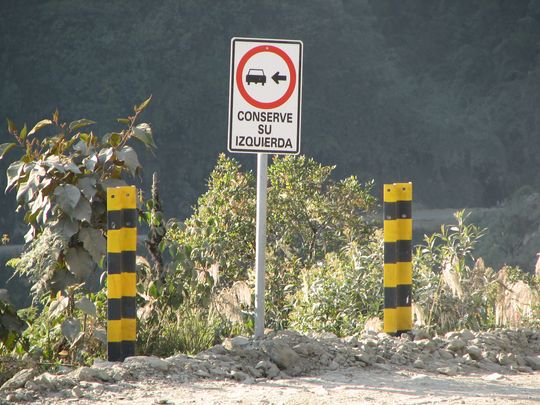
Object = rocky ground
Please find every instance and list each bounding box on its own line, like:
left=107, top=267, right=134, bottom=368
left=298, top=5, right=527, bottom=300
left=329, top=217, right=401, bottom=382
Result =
left=0, top=328, right=539, bottom=404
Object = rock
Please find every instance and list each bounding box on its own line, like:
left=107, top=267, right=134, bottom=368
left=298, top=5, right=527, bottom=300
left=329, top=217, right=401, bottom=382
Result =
left=466, top=345, right=483, bottom=360
left=1, top=368, right=39, bottom=391
left=460, top=330, right=475, bottom=341
left=412, top=329, right=430, bottom=341
left=517, top=366, right=533, bottom=373
left=255, top=360, right=280, bottom=379
left=524, top=356, right=540, bottom=371
left=319, top=331, right=339, bottom=340
left=124, top=356, right=170, bottom=372
left=483, top=373, right=504, bottom=381
left=293, top=342, right=325, bottom=357
left=413, top=359, right=425, bottom=369
left=232, top=335, right=250, bottom=347
left=194, top=369, right=210, bottom=378
left=32, top=372, right=57, bottom=391
left=262, top=341, right=302, bottom=375
left=355, top=353, right=374, bottom=366
left=437, top=366, right=458, bottom=376
left=72, top=386, right=84, bottom=398
left=231, top=370, right=253, bottom=383
left=447, top=339, right=466, bottom=352
left=342, top=336, right=359, bottom=346
left=438, top=349, right=454, bottom=360
left=68, top=366, right=112, bottom=382
left=24, top=380, right=39, bottom=391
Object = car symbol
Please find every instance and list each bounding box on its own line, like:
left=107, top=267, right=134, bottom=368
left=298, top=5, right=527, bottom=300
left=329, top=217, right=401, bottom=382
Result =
left=246, top=69, right=266, bottom=85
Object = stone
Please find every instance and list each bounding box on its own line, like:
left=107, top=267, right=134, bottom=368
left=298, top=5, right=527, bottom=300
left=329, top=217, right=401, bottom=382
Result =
left=32, top=372, right=57, bottom=391
left=524, top=356, right=540, bottom=371
left=124, top=356, right=170, bottom=372
left=355, top=353, right=374, bottom=366
left=231, top=370, right=251, bottom=382
left=72, top=386, right=84, bottom=398
left=483, top=373, right=504, bottom=381
left=231, top=335, right=250, bottom=347
left=460, top=330, right=475, bottom=341
left=262, top=341, right=303, bottom=375
left=255, top=360, right=280, bottom=379
left=68, top=366, right=112, bottom=382
left=447, top=339, right=466, bottom=352
left=413, top=359, right=425, bottom=369
left=438, top=349, right=454, bottom=360
left=437, top=366, right=458, bottom=376
left=194, top=369, right=210, bottom=378
left=342, top=336, right=359, bottom=346
left=466, top=345, right=483, bottom=360
left=1, top=368, right=38, bottom=391
left=412, top=329, right=430, bottom=341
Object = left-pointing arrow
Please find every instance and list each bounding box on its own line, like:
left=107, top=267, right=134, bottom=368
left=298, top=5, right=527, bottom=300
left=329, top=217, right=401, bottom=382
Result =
left=272, top=72, right=287, bottom=84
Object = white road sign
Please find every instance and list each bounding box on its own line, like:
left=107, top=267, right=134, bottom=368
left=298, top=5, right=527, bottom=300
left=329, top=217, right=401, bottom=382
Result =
left=228, top=37, right=303, bottom=154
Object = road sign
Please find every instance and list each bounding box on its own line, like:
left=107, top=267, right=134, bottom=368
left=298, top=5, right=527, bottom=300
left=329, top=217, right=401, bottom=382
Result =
left=228, top=37, right=303, bottom=154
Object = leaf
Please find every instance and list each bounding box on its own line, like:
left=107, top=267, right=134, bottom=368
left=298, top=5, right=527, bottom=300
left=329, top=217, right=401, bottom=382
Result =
left=117, top=118, right=130, bottom=125
left=115, top=145, right=140, bottom=175
left=93, top=328, right=107, bottom=344
left=19, top=124, right=28, bottom=140
left=68, top=196, right=92, bottom=222
left=5, top=161, right=24, bottom=191
left=102, top=132, right=122, bottom=147
left=28, top=119, right=53, bottom=136
left=6, top=118, right=17, bottom=134
left=65, top=247, right=94, bottom=280
left=52, top=216, right=79, bottom=239
left=84, top=154, right=98, bottom=171
left=54, top=184, right=81, bottom=211
left=135, top=95, right=152, bottom=112
left=0, top=143, right=17, bottom=160
left=61, top=317, right=81, bottom=343
left=79, top=227, right=106, bottom=263
left=77, top=176, right=97, bottom=200
left=68, top=119, right=96, bottom=132
left=132, top=123, right=156, bottom=148
left=48, top=296, right=69, bottom=319
left=97, top=147, right=114, bottom=164
left=101, top=178, right=127, bottom=190
left=75, top=296, right=97, bottom=317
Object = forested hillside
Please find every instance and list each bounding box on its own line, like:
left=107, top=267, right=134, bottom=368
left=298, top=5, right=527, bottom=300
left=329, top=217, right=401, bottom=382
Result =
left=2, top=0, right=540, bottom=240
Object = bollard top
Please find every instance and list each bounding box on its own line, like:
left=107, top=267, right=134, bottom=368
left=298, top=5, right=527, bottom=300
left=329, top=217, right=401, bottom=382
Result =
left=107, top=186, right=137, bottom=211
left=383, top=183, right=397, bottom=203
left=394, top=182, right=413, bottom=201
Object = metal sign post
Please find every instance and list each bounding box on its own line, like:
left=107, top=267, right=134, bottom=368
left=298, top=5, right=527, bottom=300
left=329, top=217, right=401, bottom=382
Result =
left=254, top=153, right=268, bottom=338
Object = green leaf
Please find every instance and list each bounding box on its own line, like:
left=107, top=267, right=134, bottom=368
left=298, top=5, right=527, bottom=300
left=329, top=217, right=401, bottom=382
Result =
left=68, top=119, right=96, bottom=132
left=61, top=317, right=81, bottom=343
left=65, top=247, right=93, bottom=280
left=0, top=143, right=17, bottom=160
left=132, top=123, right=156, bottom=148
left=5, top=161, right=24, bottom=192
left=135, top=95, right=152, bottom=112
left=77, top=176, right=97, bottom=200
left=102, top=132, right=122, bottom=147
left=52, top=216, right=79, bottom=239
left=6, top=118, right=17, bottom=134
left=117, top=118, right=130, bottom=125
left=69, top=197, right=92, bottom=222
left=27, top=119, right=53, bottom=136
left=19, top=124, right=28, bottom=141
left=79, top=227, right=106, bottom=263
left=54, top=184, right=81, bottom=211
left=84, top=154, right=98, bottom=171
left=97, top=147, right=114, bottom=164
left=115, top=145, right=141, bottom=175
left=75, top=296, right=97, bottom=317
left=48, top=296, right=69, bottom=319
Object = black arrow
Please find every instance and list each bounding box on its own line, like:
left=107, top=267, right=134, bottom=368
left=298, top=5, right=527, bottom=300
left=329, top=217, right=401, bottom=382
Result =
left=272, top=72, right=287, bottom=84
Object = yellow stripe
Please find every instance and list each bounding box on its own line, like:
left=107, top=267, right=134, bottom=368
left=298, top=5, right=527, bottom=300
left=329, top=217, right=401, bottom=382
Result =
left=107, top=186, right=137, bottom=211
left=397, top=262, right=412, bottom=285
left=384, top=264, right=397, bottom=286
left=383, top=220, right=398, bottom=241
left=396, top=219, right=412, bottom=240
left=383, top=183, right=397, bottom=202
left=394, top=182, right=412, bottom=201
left=122, top=273, right=137, bottom=297
left=383, top=309, right=396, bottom=333
left=108, top=274, right=123, bottom=299
left=122, top=318, right=136, bottom=340
left=396, top=307, right=412, bottom=331
left=108, top=320, right=122, bottom=342
left=107, top=228, right=137, bottom=253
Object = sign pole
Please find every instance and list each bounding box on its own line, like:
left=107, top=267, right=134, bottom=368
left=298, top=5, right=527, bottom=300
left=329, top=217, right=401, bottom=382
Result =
left=255, top=152, right=268, bottom=338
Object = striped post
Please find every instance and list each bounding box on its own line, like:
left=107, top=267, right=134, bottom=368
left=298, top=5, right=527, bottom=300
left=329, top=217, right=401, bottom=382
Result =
left=107, top=186, right=137, bottom=361
left=383, top=184, right=397, bottom=334
left=395, top=183, right=413, bottom=334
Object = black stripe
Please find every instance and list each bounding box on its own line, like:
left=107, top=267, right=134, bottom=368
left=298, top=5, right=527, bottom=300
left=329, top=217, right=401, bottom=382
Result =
left=396, top=284, right=412, bottom=307
left=108, top=298, right=122, bottom=320
left=384, top=242, right=396, bottom=263
left=107, top=251, right=136, bottom=275
left=122, top=296, right=136, bottom=318
left=396, top=201, right=412, bottom=219
left=122, top=341, right=135, bottom=358
left=384, top=287, right=396, bottom=309
left=108, top=342, right=123, bottom=362
left=383, top=202, right=397, bottom=220
left=107, top=209, right=137, bottom=230
left=397, top=240, right=412, bottom=262
left=397, top=330, right=411, bottom=334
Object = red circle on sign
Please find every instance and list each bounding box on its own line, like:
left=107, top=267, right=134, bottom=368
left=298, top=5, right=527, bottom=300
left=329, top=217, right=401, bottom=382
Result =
left=236, top=45, right=296, bottom=110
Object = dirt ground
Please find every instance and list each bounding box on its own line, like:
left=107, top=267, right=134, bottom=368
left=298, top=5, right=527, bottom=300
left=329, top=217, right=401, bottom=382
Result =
left=50, top=366, right=539, bottom=405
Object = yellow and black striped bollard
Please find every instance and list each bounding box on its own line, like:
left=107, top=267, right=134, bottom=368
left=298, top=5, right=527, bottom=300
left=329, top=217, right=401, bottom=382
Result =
left=395, top=183, right=412, bottom=334
left=383, top=184, right=397, bottom=334
left=107, top=186, right=137, bottom=361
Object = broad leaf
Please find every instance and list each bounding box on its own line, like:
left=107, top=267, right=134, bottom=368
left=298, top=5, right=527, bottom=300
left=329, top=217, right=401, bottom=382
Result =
left=28, top=119, right=53, bottom=136
left=117, top=118, right=130, bottom=125
left=54, top=184, right=81, bottom=211
left=115, top=145, right=140, bottom=175
left=68, top=196, right=92, bottom=222
left=61, top=317, right=81, bottom=343
left=75, top=296, right=97, bottom=317
left=65, top=247, right=94, bottom=280
left=102, top=132, right=121, bottom=147
left=52, top=216, right=79, bottom=239
left=48, top=296, right=69, bottom=319
left=97, top=147, right=114, bottom=164
left=19, top=124, right=28, bottom=141
left=84, top=154, right=98, bottom=171
left=49, top=268, right=77, bottom=293
left=101, top=178, right=127, bottom=190
left=93, top=328, right=107, bottom=344
left=77, top=176, right=97, bottom=200
left=79, top=227, right=106, bottom=263
left=0, top=143, right=17, bottom=160
left=132, top=123, right=156, bottom=148
left=5, top=161, right=24, bottom=192
left=69, top=119, right=96, bottom=132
